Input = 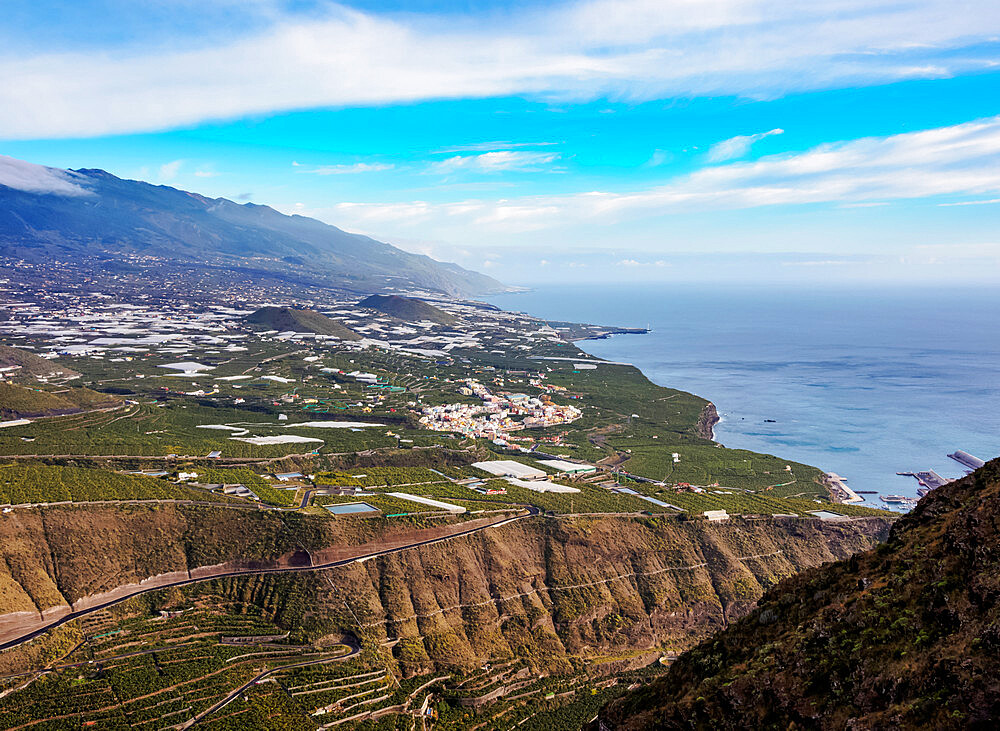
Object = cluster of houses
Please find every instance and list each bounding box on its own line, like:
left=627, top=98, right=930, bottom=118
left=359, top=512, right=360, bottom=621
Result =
left=419, top=378, right=582, bottom=441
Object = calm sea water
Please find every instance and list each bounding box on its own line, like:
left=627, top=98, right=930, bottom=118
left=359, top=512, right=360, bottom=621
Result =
left=487, top=284, right=1000, bottom=506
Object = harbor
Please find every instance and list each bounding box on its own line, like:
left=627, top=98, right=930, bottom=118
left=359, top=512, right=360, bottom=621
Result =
left=890, top=450, right=989, bottom=505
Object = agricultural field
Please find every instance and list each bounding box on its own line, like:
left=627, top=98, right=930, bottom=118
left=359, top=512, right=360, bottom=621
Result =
left=0, top=284, right=898, bottom=730
left=0, top=463, right=232, bottom=505
left=192, top=467, right=300, bottom=507
left=314, top=466, right=446, bottom=488
left=646, top=486, right=893, bottom=518
left=0, top=585, right=669, bottom=731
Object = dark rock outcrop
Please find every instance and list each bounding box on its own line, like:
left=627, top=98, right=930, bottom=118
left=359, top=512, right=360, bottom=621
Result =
left=598, top=459, right=1000, bottom=730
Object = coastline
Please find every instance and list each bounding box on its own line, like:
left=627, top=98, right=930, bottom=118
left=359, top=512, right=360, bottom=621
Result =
left=571, top=333, right=720, bottom=442
left=487, top=284, right=1000, bottom=508
left=570, top=330, right=837, bottom=500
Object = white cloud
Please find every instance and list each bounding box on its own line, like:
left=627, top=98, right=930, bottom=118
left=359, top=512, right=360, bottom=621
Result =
left=643, top=149, right=673, bottom=168
left=616, top=258, right=669, bottom=267
left=293, top=162, right=394, bottom=175
left=431, top=151, right=559, bottom=174
left=433, top=141, right=559, bottom=154
left=158, top=159, right=183, bottom=181
left=1, top=0, right=999, bottom=138
left=938, top=198, right=1000, bottom=206
left=328, top=116, right=1000, bottom=233
left=0, top=154, right=92, bottom=196
left=781, top=259, right=851, bottom=267
left=707, top=128, right=784, bottom=162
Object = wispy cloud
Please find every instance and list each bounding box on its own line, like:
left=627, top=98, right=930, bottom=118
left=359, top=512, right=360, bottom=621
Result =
left=781, top=259, right=851, bottom=267
left=2, top=0, right=999, bottom=138
left=642, top=149, right=673, bottom=168
left=707, top=128, right=784, bottom=162
left=430, top=151, right=559, bottom=174
left=937, top=198, right=1000, bottom=206
left=0, top=154, right=92, bottom=196
left=292, top=161, right=394, bottom=175
left=617, top=258, right=669, bottom=267
left=433, top=141, right=559, bottom=154
left=158, top=159, right=183, bottom=181
left=329, top=115, right=1000, bottom=232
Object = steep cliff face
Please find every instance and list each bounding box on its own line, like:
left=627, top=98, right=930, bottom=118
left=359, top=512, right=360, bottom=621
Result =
left=299, top=516, right=891, bottom=674
left=598, top=460, right=1000, bottom=730
left=696, top=403, right=720, bottom=440
left=0, top=506, right=890, bottom=673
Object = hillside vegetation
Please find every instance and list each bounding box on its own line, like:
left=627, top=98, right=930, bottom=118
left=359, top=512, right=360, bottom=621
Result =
left=0, top=508, right=891, bottom=667
left=0, top=346, right=78, bottom=379
left=0, top=382, right=119, bottom=419
left=244, top=306, right=361, bottom=340
left=598, top=459, right=1000, bottom=730
left=358, top=294, right=458, bottom=325
left=0, top=464, right=230, bottom=506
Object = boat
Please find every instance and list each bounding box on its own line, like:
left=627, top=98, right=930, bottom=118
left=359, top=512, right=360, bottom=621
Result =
left=880, top=494, right=915, bottom=504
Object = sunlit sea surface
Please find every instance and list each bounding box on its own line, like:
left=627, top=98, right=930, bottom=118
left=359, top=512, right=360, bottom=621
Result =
left=487, top=284, right=1000, bottom=508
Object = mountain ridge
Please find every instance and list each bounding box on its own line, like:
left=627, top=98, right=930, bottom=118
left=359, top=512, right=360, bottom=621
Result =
left=0, top=155, right=502, bottom=297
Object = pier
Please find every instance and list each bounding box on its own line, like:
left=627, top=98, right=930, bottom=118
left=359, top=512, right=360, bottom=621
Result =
left=896, top=470, right=951, bottom=490
left=948, top=450, right=986, bottom=472
left=825, top=473, right=864, bottom=503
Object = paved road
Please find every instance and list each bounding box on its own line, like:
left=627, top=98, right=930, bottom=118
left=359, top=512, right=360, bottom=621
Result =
left=0, top=506, right=538, bottom=653
left=183, top=636, right=362, bottom=728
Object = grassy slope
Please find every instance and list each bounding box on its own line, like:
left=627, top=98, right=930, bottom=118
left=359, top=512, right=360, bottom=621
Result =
left=244, top=307, right=361, bottom=340
left=0, top=346, right=78, bottom=378
left=600, top=459, right=1000, bottom=730
left=358, top=294, right=458, bottom=325
left=0, top=382, right=119, bottom=419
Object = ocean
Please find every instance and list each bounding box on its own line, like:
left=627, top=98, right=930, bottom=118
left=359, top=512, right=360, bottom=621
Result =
left=487, top=284, right=1000, bottom=508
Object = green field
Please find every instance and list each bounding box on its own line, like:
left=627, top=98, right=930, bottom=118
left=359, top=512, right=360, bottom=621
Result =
left=0, top=464, right=232, bottom=505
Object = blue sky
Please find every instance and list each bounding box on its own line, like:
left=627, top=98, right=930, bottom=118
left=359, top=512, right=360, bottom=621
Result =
left=2, top=0, right=1000, bottom=285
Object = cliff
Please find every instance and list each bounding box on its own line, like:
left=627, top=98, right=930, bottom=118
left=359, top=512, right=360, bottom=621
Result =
left=326, top=515, right=890, bottom=675
left=597, top=459, right=1000, bottom=730
left=696, top=403, right=720, bottom=440
left=0, top=506, right=891, bottom=672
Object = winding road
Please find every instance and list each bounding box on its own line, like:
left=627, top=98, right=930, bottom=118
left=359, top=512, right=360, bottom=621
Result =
left=182, top=635, right=362, bottom=728
left=0, top=506, right=539, bottom=653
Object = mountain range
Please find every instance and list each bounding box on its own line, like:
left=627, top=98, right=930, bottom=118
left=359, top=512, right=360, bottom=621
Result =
left=0, top=155, right=501, bottom=297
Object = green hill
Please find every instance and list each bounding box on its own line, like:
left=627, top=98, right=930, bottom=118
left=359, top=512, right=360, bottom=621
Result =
left=597, top=459, right=1000, bottom=730
left=0, top=382, right=119, bottom=419
left=244, top=306, right=361, bottom=340
left=358, top=294, right=458, bottom=325
left=0, top=346, right=78, bottom=379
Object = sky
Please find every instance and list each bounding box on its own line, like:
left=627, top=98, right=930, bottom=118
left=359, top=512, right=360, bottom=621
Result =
left=2, top=0, right=1000, bottom=286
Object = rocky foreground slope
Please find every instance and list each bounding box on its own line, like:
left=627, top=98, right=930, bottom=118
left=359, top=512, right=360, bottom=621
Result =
left=0, top=508, right=889, bottom=673
left=597, top=460, right=1000, bottom=730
